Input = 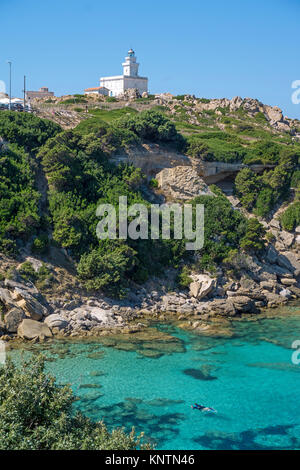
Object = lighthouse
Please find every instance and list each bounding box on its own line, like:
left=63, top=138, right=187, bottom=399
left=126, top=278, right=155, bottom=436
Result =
left=100, top=49, right=148, bottom=97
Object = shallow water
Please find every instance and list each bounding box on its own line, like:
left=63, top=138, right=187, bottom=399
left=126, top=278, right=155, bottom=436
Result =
left=8, top=304, right=300, bottom=450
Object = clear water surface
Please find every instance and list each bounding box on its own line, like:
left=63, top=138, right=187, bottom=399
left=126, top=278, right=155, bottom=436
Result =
left=8, top=304, right=300, bottom=450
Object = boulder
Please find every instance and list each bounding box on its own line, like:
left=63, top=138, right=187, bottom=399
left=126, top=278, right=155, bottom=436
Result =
left=207, top=299, right=236, bottom=316
left=0, top=288, right=15, bottom=307
left=266, top=245, right=278, bottom=264
left=189, top=275, right=215, bottom=299
left=4, top=308, right=25, bottom=333
left=264, top=292, right=286, bottom=307
left=279, top=231, right=294, bottom=248
left=17, top=319, right=52, bottom=340
left=16, top=297, right=47, bottom=321
left=269, top=219, right=281, bottom=230
left=289, top=285, right=300, bottom=297
left=156, top=166, right=213, bottom=200
left=260, top=280, right=276, bottom=292
left=264, top=105, right=283, bottom=123
left=4, top=279, right=39, bottom=295
left=44, top=314, right=69, bottom=330
left=278, top=252, right=300, bottom=277
left=279, top=288, right=292, bottom=299
left=280, top=278, right=297, bottom=286
left=231, top=296, right=256, bottom=313
left=189, top=282, right=200, bottom=298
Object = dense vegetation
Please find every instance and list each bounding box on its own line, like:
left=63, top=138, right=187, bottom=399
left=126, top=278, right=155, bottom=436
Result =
left=189, top=186, right=264, bottom=272
left=0, top=111, right=60, bottom=152
left=37, top=118, right=187, bottom=296
left=234, top=151, right=299, bottom=217
left=0, top=356, right=148, bottom=450
left=0, top=106, right=292, bottom=295
left=0, top=144, right=41, bottom=254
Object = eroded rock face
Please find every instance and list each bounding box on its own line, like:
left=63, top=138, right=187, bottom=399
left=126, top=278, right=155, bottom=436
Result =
left=111, top=143, right=191, bottom=178
left=156, top=166, right=213, bottom=200
left=17, top=319, right=52, bottom=340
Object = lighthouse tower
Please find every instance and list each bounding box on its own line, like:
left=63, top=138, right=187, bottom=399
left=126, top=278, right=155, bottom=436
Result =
left=100, top=49, right=148, bottom=97
left=122, top=49, right=139, bottom=77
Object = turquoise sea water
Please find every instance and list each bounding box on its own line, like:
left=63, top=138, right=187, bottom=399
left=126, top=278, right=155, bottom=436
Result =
left=9, top=304, right=300, bottom=450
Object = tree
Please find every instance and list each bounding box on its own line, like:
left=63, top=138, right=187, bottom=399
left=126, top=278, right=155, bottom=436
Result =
left=240, top=218, right=266, bottom=252
left=0, top=356, right=150, bottom=450
left=234, top=168, right=261, bottom=210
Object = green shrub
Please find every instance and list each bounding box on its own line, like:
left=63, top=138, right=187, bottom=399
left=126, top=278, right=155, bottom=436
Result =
left=240, top=218, right=266, bottom=252
left=116, top=109, right=186, bottom=149
left=106, top=96, right=117, bottom=102
left=191, top=192, right=248, bottom=270
left=77, top=243, right=137, bottom=297
left=0, top=356, right=149, bottom=450
left=149, top=178, right=158, bottom=188
left=177, top=266, right=193, bottom=288
left=254, top=112, right=267, bottom=123
left=280, top=202, right=300, bottom=231
left=31, top=234, right=50, bottom=254
left=0, top=112, right=61, bottom=151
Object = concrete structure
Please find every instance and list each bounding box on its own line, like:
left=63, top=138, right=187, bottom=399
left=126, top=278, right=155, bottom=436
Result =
left=84, top=86, right=109, bottom=96
left=100, top=49, right=148, bottom=97
left=26, top=87, right=54, bottom=102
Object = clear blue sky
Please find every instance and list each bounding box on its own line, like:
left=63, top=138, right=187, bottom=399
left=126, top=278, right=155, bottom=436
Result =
left=1, top=0, right=299, bottom=118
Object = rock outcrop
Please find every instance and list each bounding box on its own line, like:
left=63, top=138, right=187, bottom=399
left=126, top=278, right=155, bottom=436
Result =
left=156, top=166, right=213, bottom=200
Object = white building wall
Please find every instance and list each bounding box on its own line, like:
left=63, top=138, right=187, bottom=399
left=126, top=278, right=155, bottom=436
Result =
left=100, top=76, right=124, bottom=97
left=124, top=77, right=148, bottom=95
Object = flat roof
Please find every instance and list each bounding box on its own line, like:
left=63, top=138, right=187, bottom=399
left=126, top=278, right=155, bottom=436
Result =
left=84, top=86, right=109, bottom=91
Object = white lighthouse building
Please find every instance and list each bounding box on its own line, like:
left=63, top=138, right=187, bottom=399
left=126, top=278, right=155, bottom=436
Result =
left=100, top=49, right=148, bottom=97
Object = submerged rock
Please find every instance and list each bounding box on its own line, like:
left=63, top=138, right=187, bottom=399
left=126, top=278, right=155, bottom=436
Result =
left=183, top=368, right=217, bottom=381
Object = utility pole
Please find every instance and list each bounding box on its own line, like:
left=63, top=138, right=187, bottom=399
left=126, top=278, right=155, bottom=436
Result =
left=7, top=61, right=12, bottom=110
left=23, top=75, right=26, bottom=111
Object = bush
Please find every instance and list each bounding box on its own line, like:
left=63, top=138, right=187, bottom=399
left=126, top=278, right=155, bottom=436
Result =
left=0, top=356, right=149, bottom=450
left=116, top=109, right=186, bottom=150
left=0, top=145, right=41, bottom=250
left=240, top=218, right=266, bottom=252
left=235, top=168, right=260, bottom=210
left=31, top=234, right=50, bottom=254
left=149, top=178, right=158, bottom=188
left=77, top=243, right=137, bottom=297
left=280, top=202, right=300, bottom=231
left=191, top=192, right=248, bottom=269
left=0, top=111, right=61, bottom=151
left=177, top=266, right=193, bottom=288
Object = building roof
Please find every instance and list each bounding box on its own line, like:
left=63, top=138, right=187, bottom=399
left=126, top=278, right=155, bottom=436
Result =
left=84, top=86, right=109, bottom=91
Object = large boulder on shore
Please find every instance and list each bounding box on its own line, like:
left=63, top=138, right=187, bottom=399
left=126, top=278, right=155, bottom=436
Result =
left=189, top=274, right=215, bottom=299
left=44, top=314, right=69, bottom=330
left=16, top=297, right=47, bottom=321
left=4, top=308, right=25, bottom=333
left=17, top=319, right=52, bottom=340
